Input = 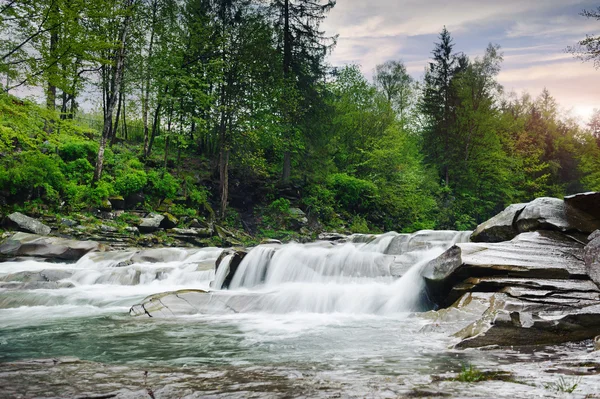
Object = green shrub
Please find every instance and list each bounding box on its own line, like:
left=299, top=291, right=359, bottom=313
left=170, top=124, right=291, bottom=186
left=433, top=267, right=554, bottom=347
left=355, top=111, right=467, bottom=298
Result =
left=62, top=158, right=94, bottom=184
left=115, top=169, right=148, bottom=197
left=189, top=186, right=209, bottom=207
left=349, top=215, right=369, bottom=233
left=0, top=151, right=65, bottom=197
left=327, top=173, right=378, bottom=213
left=303, top=184, right=335, bottom=220
left=268, top=198, right=291, bottom=214
left=58, top=140, right=99, bottom=163
left=147, top=170, right=179, bottom=200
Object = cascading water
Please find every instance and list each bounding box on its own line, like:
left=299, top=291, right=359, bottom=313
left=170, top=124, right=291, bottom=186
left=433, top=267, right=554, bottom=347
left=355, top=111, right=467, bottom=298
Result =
left=221, top=230, right=471, bottom=314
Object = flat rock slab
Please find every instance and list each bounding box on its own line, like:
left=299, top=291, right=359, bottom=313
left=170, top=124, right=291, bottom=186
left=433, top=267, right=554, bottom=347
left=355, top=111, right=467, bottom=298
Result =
left=130, top=289, right=261, bottom=317
left=0, top=233, right=104, bottom=261
left=455, top=295, right=600, bottom=348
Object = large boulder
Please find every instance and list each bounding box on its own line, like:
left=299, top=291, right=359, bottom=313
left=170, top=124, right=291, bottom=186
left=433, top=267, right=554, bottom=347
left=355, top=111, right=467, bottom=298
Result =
left=584, top=230, right=600, bottom=286
left=0, top=269, right=75, bottom=290
left=137, top=214, right=164, bottom=234
left=470, top=203, right=526, bottom=243
left=422, top=228, right=600, bottom=348
left=471, top=196, right=600, bottom=243
left=0, top=233, right=104, bottom=261
left=160, top=213, right=178, bottom=229
left=3, top=212, right=51, bottom=235
left=564, top=191, right=600, bottom=220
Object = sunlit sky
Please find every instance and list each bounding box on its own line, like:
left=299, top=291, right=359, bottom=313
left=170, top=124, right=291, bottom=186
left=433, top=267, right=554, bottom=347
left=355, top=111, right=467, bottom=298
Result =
left=322, top=0, right=599, bottom=122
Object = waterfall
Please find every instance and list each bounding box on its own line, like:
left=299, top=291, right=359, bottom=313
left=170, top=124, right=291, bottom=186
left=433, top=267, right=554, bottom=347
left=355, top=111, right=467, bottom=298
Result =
left=220, top=230, right=471, bottom=314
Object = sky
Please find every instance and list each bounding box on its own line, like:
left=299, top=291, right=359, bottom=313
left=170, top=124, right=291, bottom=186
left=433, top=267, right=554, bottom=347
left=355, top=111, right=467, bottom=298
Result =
left=322, top=0, right=600, bottom=122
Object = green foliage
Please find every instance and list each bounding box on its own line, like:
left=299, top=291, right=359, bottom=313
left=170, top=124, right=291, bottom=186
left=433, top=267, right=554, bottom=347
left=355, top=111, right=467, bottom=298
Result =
left=115, top=169, right=148, bottom=197
left=349, top=215, right=370, bottom=234
left=268, top=198, right=291, bottom=214
left=147, top=170, right=179, bottom=201
left=327, top=173, right=378, bottom=213
left=59, top=140, right=99, bottom=163
left=544, top=376, right=581, bottom=393
left=455, top=364, right=486, bottom=383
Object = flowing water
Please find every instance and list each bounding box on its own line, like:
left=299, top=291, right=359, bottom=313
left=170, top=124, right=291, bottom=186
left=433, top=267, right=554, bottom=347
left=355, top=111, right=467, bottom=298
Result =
left=1, top=231, right=598, bottom=398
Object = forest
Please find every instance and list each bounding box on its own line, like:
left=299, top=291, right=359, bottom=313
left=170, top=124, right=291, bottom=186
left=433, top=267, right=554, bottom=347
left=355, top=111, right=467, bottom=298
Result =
left=1, top=0, right=600, bottom=240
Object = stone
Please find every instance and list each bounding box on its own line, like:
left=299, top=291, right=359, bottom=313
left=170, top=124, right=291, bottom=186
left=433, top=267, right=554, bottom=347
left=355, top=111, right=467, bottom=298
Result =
left=131, top=248, right=193, bottom=264
left=130, top=289, right=260, bottom=317
left=214, top=225, right=235, bottom=239
left=421, top=231, right=587, bottom=308
left=3, top=212, right=51, bottom=235
left=318, top=232, right=347, bottom=241
left=160, top=213, right=178, bottom=229
left=595, top=336, right=600, bottom=351
left=99, top=199, right=112, bottom=212
left=564, top=191, right=600, bottom=220
left=108, top=196, right=126, bottom=210
left=137, top=214, right=164, bottom=234
left=516, top=197, right=600, bottom=235
left=125, top=192, right=145, bottom=209
left=0, top=232, right=104, bottom=261
left=0, top=269, right=75, bottom=289
left=60, top=218, right=78, bottom=227
left=99, top=224, right=118, bottom=233
left=260, top=238, right=282, bottom=245
left=125, top=226, right=139, bottom=235
left=584, top=234, right=600, bottom=286
left=214, top=248, right=248, bottom=289
left=470, top=203, right=526, bottom=243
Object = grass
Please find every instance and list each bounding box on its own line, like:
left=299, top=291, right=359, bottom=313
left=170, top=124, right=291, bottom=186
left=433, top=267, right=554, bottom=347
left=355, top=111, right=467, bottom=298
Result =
left=544, top=376, right=581, bottom=393
left=455, top=364, right=487, bottom=382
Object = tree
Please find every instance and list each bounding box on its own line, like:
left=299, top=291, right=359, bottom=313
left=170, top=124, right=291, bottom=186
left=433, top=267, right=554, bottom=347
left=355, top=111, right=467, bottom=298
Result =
left=374, top=60, right=413, bottom=124
left=269, top=0, right=336, bottom=182
left=568, top=7, right=600, bottom=68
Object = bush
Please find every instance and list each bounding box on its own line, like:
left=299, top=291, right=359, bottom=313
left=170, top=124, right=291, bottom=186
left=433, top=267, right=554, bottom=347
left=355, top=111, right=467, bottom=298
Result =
left=62, top=158, right=94, bottom=184
left=115, top=169, right=148, bottom=197
left=349, top=215, right=370, bottom=233
left=327, top=173, right=378, bottom=213
left=58, top=140, right=99, bottom=163
left=147, top=170, right=179, bottom=200
left=0, top=151, right=65, bottom=198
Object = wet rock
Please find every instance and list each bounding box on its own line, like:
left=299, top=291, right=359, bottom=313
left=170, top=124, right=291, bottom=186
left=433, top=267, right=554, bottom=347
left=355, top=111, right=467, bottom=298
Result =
left=455, top=298, right=600, bottom=348
left=160, top=213, right=178, bottom=229
left=564, top=191, right=600, bottom=220
left=584, top=232, right=600, bottom=286
left=595, top=336, right=600, bottom=351
left=3, top=212, right=52, bottom=235
left=130, top=289, right=259, bottom=317
left=215, top=248, right=248, bottom=289
left=138, top=213, right=164, bottom=233
left=318, top=232, right=347, bottom=241
left=261, top=238, right=282, bottom=245
left=131, top=248, right=194, bottom=264
left=470, top=203, right=526, bottom=243
left=0, top=232, right=104, bottom=261
left=0, top=269, right=75, bottom=289
left=108, top=195, right=125, bottom=210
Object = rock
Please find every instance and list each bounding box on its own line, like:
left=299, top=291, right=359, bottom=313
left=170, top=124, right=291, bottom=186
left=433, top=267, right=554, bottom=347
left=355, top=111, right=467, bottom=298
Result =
left=516, top=197, right=599, bottom=235
left=60, top=218, right=78, bottom=227
left=137, top=214, right=164, bottom=234
left=189, top=219, right=207, bottom=228
left=595, top=336, right=600, bottom=351
left=318, top=232, right=347, bottom=241
left=564, top=191, right=600, bottom=220
left=99, top=199, right=112, bottom=212
left=455, top=299, right=600, bottom=348
left=160, top=213, right=178, bottom=229
left=169, top=228, right=198, bottom=236
left=0, top=269, right=75, bottom=289
left=0, top=232, right=104, bottom=261
left=97, top=211, right=115, bottom=220
left=109, top=196, right=125, bottom=210
left=589, top=229, right=600, bottom=242
left=129, top=289, right=259, bottom=317
left=214, top=225, right=235, bottom=239
left=261, top=238, right=282, bottom=245
left=125, top=192, right=144, bottom=209
left=471, top=196, right=600, bottom=243
left=3, top=212, right=52, bottom=235
left=422, top=231, right=587, bottom=308
left=214, top=248, right=248, bottom=289
left=130, top=248, right=193, bottom=264
left=584, top=233, right=600, bottom=286
left=99, top=224, right=118, bottom=233
left=125, top=226, right=139, bottom=235
left=470, top=203, right=526, bottom=243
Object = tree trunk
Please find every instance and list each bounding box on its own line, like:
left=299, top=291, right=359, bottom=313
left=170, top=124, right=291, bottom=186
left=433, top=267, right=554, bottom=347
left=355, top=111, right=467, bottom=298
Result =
left=219, top=148, right=229, bottom=218
left=142, top=0, right=158, bottom=157
left=93, top=0, right=133, bottom=182
left=110, top=90, right=123, bottom=146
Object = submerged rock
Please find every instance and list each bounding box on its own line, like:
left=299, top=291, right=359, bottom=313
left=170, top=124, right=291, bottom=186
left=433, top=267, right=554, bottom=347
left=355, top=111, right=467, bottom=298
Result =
left=3, top=212, right=52, bottom=236
left=0, top=232, right=104, bottom=261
